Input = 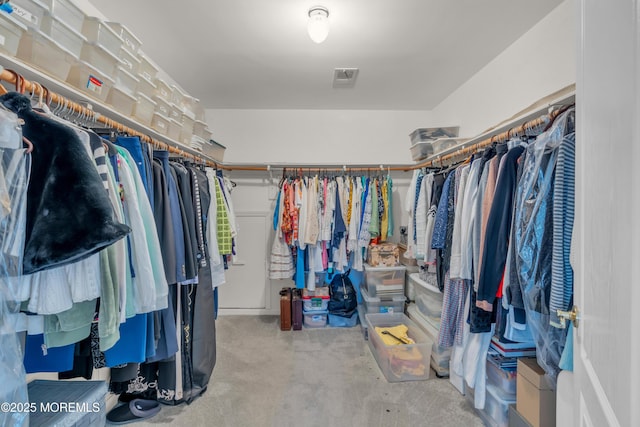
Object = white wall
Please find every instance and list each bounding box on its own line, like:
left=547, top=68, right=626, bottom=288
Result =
left=205, top=109, right=437, bottom=164
left=431, top=0, right=575, bottom=138
left=209, top=0, right=576, bottom=314
left=218, top=170, right=412, bottom=315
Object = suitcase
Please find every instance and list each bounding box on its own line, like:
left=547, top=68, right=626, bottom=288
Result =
left=279, top=287, right=292, bottom=331
left=292, top=288, right=303, bottom=330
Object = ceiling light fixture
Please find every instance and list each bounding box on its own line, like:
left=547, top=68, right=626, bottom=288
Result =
left=307, top=6, right=330, bottom=44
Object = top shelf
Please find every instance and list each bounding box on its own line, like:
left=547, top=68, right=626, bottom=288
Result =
left=0, top=53, right=219, bottom=164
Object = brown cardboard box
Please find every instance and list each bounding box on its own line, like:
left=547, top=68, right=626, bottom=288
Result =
left=516, top=357, right=556, bottom=427
left=509, top=404, right=533, bottom=427
left=367, top=243, right=400, bottom=267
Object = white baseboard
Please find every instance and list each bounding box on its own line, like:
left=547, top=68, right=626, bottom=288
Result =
left=218, top=308, right=279, bottom=316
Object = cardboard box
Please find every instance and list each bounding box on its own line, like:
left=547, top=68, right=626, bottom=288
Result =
left=516, top=357, right=556, bottom=427
left=509, top=404, right=534, bottom=427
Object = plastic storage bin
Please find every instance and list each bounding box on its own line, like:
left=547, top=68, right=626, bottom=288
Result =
left=17, top=30, right=78, bottom=80
left=193, top=119, right=210, bottom=139
left=170, top=84, right=187, bottom=110
left=137, top=52, right=158, bottom=83
left=303, top=310, right=328, bottom=328
left=41, top=0, right=84, bottom=32
left=366, top=313, right=432, bottom=382
left=481, top=384, right=516, bottom=427
left=358, top=305, right=369, bottom=340
left=115, top=45, right=140, bottom=74
left=80, top=41, right=122, bottom=75
left=302, top=287, right=329, bottom=312
left=8, top=0, right=49, bottom=30
left=113, top=65, right=139, bottom=96
left=328, top=312, right=358, bottom=327
left=132, top=92, right=156, bottom=126
left=363, top=264, right=406, bottom=298
left=106, top=22, right=141, bottom=55
left=154, top=78, right=173, bottom=102
left=66, top=60, right=114, bottom=102
left=486, top=355, right=517, bottom=398
left=361, top=287, right=405, bottom=314
left=81, top=17, right=122, bottom=57
left=107, top=86, right=137, bottom=116
left=168, top=103, right=182, bottom=122
left=151, top=112, right=170, bottom=135
left=406, top=304, right=450, bottom=376
left=40, top=14, right=86, bottom=57
left=136, top=74, right=157, bottom=98
left=410, top=138, right=461, bottom=162
left=167, top=117, right=182, bottom=141
left=28, top=380, right=107, bottom=426
left=152, top=95, right=172, bottom=118
left=410, top=273, right=443, bottom=321
left=202, top=140, right=225, bottom=161
left=0, top=12, right=28, bottom=56
left=181, top=113, right=195, bottom=144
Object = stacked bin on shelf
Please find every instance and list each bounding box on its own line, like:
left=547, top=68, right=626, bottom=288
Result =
left=14, top=0, right=83, bottom=81
left=0, top=12, right=28, bottom=56
left=301, top=273, right=328, bottom=328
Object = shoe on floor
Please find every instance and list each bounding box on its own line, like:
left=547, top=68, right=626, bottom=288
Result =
left=107, top=398, right=161, bottom=425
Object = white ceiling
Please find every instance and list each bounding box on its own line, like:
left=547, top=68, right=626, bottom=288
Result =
left=89, top=0, right=563, bottom=110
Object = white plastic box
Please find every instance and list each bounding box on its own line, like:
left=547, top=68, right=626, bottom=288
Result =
left=366, top=313, right=432, bottom=382
left=153, top=78, right=173, bottom=102
left=202, top=140, right=225, bottom=162
left=168, top=103, right=182, bottom=122
left=136, top=74, right=157, bottom=98
left=132, top=92, right=156, bottom=126
left=40, top=14, right=86, bottom=57
left=41, top=0, right=84, bottom=32
left=180, top=113, right=195, bottom=145
left=106, top=86, right=136, bottom=116
left=151, top=112, right=170, bottom=135
left=17, top=30, right=78, bottom=80
left=361, top=287, right=406, bottom=315
left=115, top=46, right=140, bottom=75
left=105, top=22, right=142, bottom=55
left=409, top=273, right=443, bottom=322
left=8, top=0, right=49, bottom=30
left=362, top=264, right=406, bottom=298
left=193, top=120, right=212, bottom=141
left=303, top=310, right=328, bottom=328
left=66, top=60, right=114, bottom=102
left=137, top=52, right=158, bottom=83
left=167, top=118, right=181, bottom=141
left=81, top=17, right=122, bottom=57
left=152, top=95, right=172, bottom=118
left=112, top=65, right=139, bottom=96
left=80, top=41, right=122, bottom=75
left=0, top=12, right=28, bottom=56
left=170, top=84, right=186, bottom=110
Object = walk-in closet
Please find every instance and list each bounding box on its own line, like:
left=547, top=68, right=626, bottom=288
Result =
left=0, top=0, right=637, bottom=426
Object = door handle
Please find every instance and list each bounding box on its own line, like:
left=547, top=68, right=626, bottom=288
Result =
left=556, top=305, right=580, bottom=329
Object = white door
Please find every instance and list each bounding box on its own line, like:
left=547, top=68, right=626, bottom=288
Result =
left=574, top=0, right=640, bottom=425
left=217, top=213, right=270, bottom=311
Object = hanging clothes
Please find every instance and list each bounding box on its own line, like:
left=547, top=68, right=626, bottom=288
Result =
left=0, top=93, right=130, bottom=274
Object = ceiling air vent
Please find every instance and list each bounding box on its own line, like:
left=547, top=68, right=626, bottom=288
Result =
left=333, top=68, right=359, bottom=88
